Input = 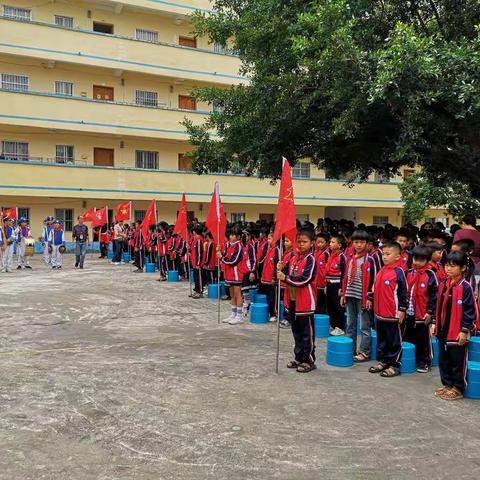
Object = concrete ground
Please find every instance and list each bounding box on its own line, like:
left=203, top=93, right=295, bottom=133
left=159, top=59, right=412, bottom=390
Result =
left=1, top=255, right=479, bottom=480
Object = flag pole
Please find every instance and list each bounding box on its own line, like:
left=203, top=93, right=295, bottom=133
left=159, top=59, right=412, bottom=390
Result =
left=275, top=237, right=283, bottom=374
left=216, top=183, right=221, bottom=324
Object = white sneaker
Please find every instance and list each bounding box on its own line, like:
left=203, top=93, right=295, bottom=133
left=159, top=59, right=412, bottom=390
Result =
left=269, top=316, right=277, bottom=323
left=0, top=269, right=5, bottom=273
left=228, top=316, right=244, bottom=325
left=222, top=314, right=234, bottom=324
left=331, top=327, right=345, bottom=336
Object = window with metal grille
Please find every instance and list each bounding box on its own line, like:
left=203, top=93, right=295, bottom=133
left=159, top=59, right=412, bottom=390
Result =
left=1, top=141, right=29, bottom=160
left=134, top=210, right=146, bottom=222
left=55, top=15, right=73, bottom=28
left=135, top=29, right=159, bottom=43
left=55, top=145, right=74, bottom=163
left=55, top=81, right=73, bottom=96
left=18, top=207, right=29, bottom=221
left=214, top=43, right=225, bottom=54
left=3, top=5, right=31, bottom=21
left=291, top=162, right=310, bottom=178
left=1, top=74, right=29, bottom=91
left=231, top=213, right=245, bottom=223
left=135, top=150, right=159, bottom=169
left=135, top=90, right=158, bottom=107
left=373, top=216, right=389, bottom=226
left=55, top=208, right=74, bottom=231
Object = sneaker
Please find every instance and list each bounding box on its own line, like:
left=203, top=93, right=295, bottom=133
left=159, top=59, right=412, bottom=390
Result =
left=438, top=386, right=463, bottom=401
left=1, top=268, right=6, bottom=273
left=52, top=266, right=57, bottom=269
left=279, top=319, right=291, bottom=329
left=17, top=265, right=22, bottom=270
left=112, top=262, right=121, bottom=265
left=133, top=268, right=143, bottom=273
left=25, top=265, right=32, bottom=269
left=416, top=363, right=430, bottom=373
left=269, top=316, right=277, bottom=323
left=57, top=266, right=62, bottom=269
left=222, top=314, right=235, bottom=324
left=331, top=327, right=345, bottom=336
left=221, top=295, right=230, bottom=301
left=75, top=263, right=78, bottom=268
left=228, top=316, right=244, bottom=325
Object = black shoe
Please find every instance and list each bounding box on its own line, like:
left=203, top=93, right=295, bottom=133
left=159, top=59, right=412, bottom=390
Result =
left=98, top=256, right=104, bottom=259
left=57, top=266, right=62, bottom=269
left=52, top=266, right=57, bottom=269
left=416, top=363, right=430, bottom=373
left=279, top=319, right=291, bottom=329
left=133, top=268, right=143, bottom=273
left=17, top=265, right=22, bottom=270
left=25, top=265, right=32, bottom=269
left=75, top=262, right=78, bottom=268
left=80, top=266, right=84, bottom=269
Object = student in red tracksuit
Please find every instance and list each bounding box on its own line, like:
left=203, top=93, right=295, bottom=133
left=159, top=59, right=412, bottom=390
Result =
left=256, top=228, right=269, bottom=280
left=203, top=231, right=217, bottom=286
left=433, top=251, right=477, bottom=400
left=219, top=227, right=244, bottom=325
left=279, top=236, right=295, bottom=329
left=404, top=245, right=438, bottom=373
left=260, top=232, right=280, bottom=322
left=426, top=242, right=446, bottom=282
left=156, top=222, right=168, bottom=281
left=133, top=220, right=144, bottom=273
left=367, top=242, right=407, bottom=378
left=395, top=231, right=412, bottom=271
left=191, top=226, right=205, bottom=298
left=238, top=230, right=257, bottom=317
left=277, top=228, right=317, bottom=373
left=325, top=234, right=346, bottom=335
left=314, top=232, right=330, bottom=315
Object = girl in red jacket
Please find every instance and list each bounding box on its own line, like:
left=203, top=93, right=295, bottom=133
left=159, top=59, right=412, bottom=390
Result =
left=239, top=229, right=257, bottom=317
left=260, top=232, right=280, bottom=322
left=433, top=251, right=477, bottom=401
left=325, top=234, right=346, bottom=335
left=277, top=228, right=317, bottom=373
left=314, top=232, right=330, bottom=315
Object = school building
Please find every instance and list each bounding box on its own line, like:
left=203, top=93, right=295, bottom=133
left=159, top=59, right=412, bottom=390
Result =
left=0, top=0, right=448, bottom=239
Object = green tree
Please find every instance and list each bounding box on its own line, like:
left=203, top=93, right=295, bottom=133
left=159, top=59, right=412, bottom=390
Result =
left=184, top=0, right=480, bottom=193
left=399, top=172, right=480, bottom=223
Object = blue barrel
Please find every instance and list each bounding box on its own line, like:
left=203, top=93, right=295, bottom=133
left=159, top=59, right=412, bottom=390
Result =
left=465, top=361, right=480, bottom=400
left=314, top=314, right=330, bottom=339
left=250, top=303, right=268, bottom=324
left=279, top=303, right=285, bottom=321
left=122, top=252, right=131, bottom=263
left=371, top=329, right=377, bottom=361
left=432, top=337, right=439, bottom=367
left=190, top=269, right=195, bottom=284
left=400, top=342, right=416, bottom=374
left=326, top=337, right=354, bottom=367
left=208, top=283, right=221, bottom=299
left=250, top=289, right=257, bottom=303
left=145, top=262, right=156, bottom=273
left=107, top=251, right=114, bottom=259
left=468, top=337, right=480, bottom=363
left=255, top=294, right=267, bottom=304
left=168, top=270, right=179, bottom=282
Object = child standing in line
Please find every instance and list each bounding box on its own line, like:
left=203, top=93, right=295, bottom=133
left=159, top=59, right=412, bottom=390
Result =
left=426, top=242, right=447, bottom=282
left=433, top=251, right=477, bottom=400
left=314, top=232, right=330, bottom=315
left=395, top=230, right=413, bottom=271
left=277, top=228, right=317, bottom=373
left=48, top=220, right=65, bottom=269
left=219, top=227, right=244, bottom=325
left=368, top=242, right=407, bottom=378
left=279, top=236, right=295, bottom=329
left=260, top=232, right=280, bottom=323
left=341, top=230, right=376, bottom=362
left=325, top=234, right=346, bottom=336
left=404, top=245, right=438, bottom=373
left=202, top=231, right=217, bottom=285
left=238, top=229, right=257, bottom=318
left=191, top=226, right=205, bottom=299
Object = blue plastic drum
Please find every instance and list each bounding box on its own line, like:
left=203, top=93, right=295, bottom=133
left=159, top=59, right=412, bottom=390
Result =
left=145, top=263, right=156, bottom=273
left=250, top=303, right=269, bottom=324
left=432, top=337, right=439, bottom=367
left=400, top=342, right=416, bottom=374
left=468, top=337, right=480, bottom=363
left=326, top=337, right=354, bottom=367
left=465, top=361, right=480, bottom=400
left=314, top=314, right=330, bottom=339
left=167, top=270, right=179, bottom=282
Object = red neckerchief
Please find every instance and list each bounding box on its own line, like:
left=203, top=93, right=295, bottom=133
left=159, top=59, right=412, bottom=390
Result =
left=348, top=251, right=368, bottom=285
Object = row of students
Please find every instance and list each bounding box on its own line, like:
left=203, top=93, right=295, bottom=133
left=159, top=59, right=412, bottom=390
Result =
left=1, top=216, right=33, bottom=272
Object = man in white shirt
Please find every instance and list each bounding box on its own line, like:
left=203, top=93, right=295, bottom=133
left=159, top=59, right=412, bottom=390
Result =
left=112, top=220, right=124, bottom=265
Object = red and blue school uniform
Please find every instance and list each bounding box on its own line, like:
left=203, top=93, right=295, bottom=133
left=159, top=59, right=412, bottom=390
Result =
left=314, top=247, right=329, bottom=314
left=398, top=249, right=412, bottom=271
left=435, top=278, right=477, bottom=391
left=369, top=262, right=407, bottom=368
left=191, top=235, right=204, bottom=293
left=156, top=228, right=168, bottom=277
left=283, top=252, right=317, bottom=365
left=429, top=260, right=446, bottom=282
left=370, top=247, right=384, bottom=272
left=260, top=244, right=280, bottom=317
left=238, top=241, right=257, bottom=291
left=256, top=239, right=269, bottom=279
left=324, top=250, right=346, bottom=330
left=202, top=239, right=217, bottom=285
left=221, top=240, right=243, bottom=285
left=404, top=266, right=438, bottom=366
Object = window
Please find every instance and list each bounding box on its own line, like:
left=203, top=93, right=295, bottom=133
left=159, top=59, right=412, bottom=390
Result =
left=178, top=36, right=196, bottom=48
left=1, top=74, right=29, bottom=91
left=135, top=90, right=158, bottom=107
left=55, top=81, right=73, bottom=96
left=231, top=213, right=245, bottom=223
left=93, top=22, right=113, bottom=34
left=1, top=141, right=28, bottom=160
left=424, top=217, right=435, bottom=225
left=178, top=95, right=196, bottom=110
left=135, top=29, right=158, bottom=43
left=55, top=145, right=74, bottom=163
left=17, top=207, right=29, bottom=221
left=373, top=216, right=389, bottom=226
left=214, top=43, right=225, bottom=54
left=55, top=208, right=74, bottom=231
left=178, top=153, right=193, bottom=171
left=135, top=150, right=159, bottom=169
left=292, top=162, right=310, bottom=178
left=3, top=5, right=31, bottom=21
left=55, top=15, right=73, bottom=28
left=134, top=210, right=146, bottom=222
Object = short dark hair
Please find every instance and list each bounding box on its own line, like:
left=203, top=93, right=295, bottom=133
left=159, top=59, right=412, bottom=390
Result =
left=425, top=241, right=444, bottom=252
left=316, top=232, right=330, bottom=242
left=297, top=228, right=314, bottom=241
left=395, top=230, right=410, bottom=240
left=446, top=251, right=468, bottom=268
left=412, top=245, right=432, bottom=261
left=453, top=239, right=474, bottom=253
left=351, top=229, right=369, bottom=242
left=383, top=241, right=402, bottom=254
left=230, top=226, right=242, bottom=238
left=462, top=214, right=476, bottom=227
left=331, top=234, right=345, bottom=245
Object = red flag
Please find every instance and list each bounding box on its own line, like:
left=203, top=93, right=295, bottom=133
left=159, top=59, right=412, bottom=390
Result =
left=92, top=206, right=108, bottom=228
left=272, top=157, right=297, bottom=245
left=81, top=207, right=96, bottom=223
left=1, top=207, right=17, bottom=221
left=141, top=200, right=156, bottom=239
left=205, top=182, right=227, bottom=246
left=173, top=193, right=188, bottom=241
left=115, top=201, right=131, bottom=222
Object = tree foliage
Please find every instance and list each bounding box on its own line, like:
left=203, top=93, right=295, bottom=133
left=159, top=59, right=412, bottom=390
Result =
left=399, top=172, right=480, bottom=223
left=184, top=0, right=480, bottom=192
